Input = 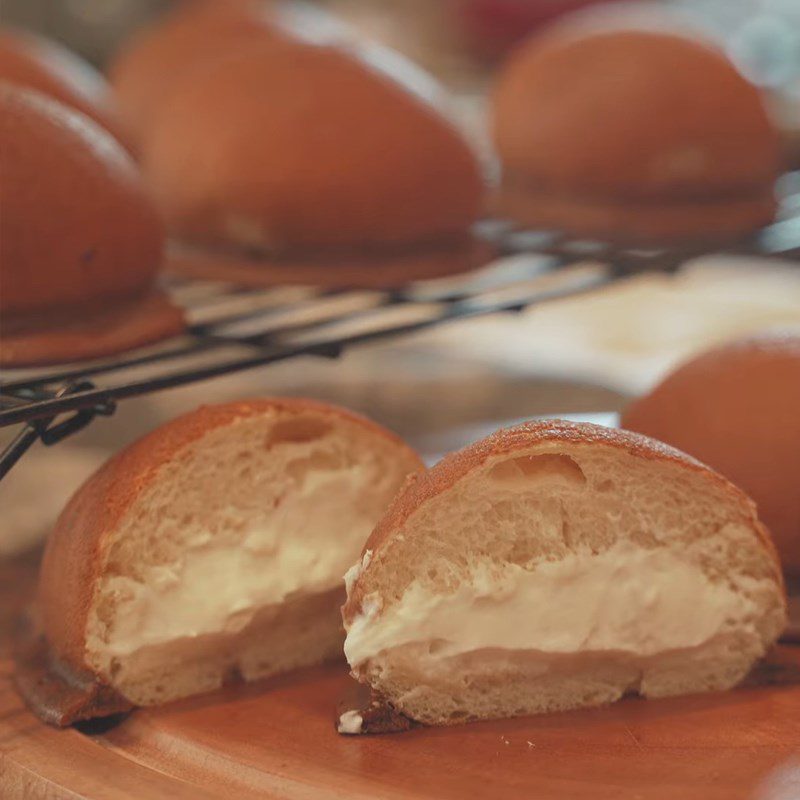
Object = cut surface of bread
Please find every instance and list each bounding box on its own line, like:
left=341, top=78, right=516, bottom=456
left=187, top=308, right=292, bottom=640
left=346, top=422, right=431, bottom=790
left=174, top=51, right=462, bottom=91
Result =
left=31, top=399, right=422, bottom=717
left=342, top=420, right=786, bottom=728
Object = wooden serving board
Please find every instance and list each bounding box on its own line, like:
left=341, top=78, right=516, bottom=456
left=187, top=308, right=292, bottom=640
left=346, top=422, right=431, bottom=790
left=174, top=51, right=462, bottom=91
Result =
left=2, top=648, right=800, bottom=800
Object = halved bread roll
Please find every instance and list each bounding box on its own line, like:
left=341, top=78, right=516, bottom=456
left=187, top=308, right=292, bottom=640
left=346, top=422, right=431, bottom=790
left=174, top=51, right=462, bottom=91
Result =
left=20, top=399, right=422, bottom=724
left=342, top=420, right=786, bottom=729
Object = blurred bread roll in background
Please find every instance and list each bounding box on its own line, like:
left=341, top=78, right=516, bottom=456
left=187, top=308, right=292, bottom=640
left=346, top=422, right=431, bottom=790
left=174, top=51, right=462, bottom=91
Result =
left=622, top=333, right=800, bottom=577
left=0, top=84, right=183, bottom=366
left=491, top=7, right=781, bottom=243
left=109, top=0, right=281, bottom=149
left=141, top=38, right=485, bottom=286
left=768, top=86, right=800, bottom=170
left=0, top=26, right=127, bottom=147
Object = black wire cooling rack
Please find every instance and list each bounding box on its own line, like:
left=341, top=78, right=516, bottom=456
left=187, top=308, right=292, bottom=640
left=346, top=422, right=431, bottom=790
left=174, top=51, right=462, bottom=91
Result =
left=2, top=200, right=800, bottom=483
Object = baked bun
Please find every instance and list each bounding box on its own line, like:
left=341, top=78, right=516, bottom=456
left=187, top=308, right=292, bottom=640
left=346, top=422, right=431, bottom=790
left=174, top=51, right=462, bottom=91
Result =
left=622, top=334, right=800, bottom=578
left=342, top=420, right=785, bottom=729
left=109, top=0, right=279, bottom=148
left=0, top=85, right=183, bottom=366
left=0, top=27, right=126, bottom=146
left=20, top=399, right=423, bottom=725
left=491, top=12, right=780, bottom=243
left=768, top=87, right=800, bottom=170
left=142, top=39, right=485, bottom=287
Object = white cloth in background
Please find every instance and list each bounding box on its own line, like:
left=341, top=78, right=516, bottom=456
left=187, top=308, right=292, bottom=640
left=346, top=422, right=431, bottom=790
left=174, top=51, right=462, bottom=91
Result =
left=399, top=255, right=800, bottom=394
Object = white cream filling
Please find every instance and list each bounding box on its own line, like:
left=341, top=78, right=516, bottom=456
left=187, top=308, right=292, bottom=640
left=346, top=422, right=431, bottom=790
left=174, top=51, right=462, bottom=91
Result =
left=98, top=467, right=374, bottom=657
left=344, top=541, right=758, bottom=667
left=337, top=709, right=364, bottom=735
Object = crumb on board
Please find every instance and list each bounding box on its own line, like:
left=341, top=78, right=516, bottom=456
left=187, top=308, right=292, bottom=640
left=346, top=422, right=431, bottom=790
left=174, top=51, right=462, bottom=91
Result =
left=337, top=709, right=364, bottom=735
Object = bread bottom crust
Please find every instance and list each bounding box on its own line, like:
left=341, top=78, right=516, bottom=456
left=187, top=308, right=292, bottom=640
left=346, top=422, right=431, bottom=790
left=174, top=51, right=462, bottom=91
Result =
left=0, top=289, right=185, bottom=368
left=494, top=178, right=777, bottom=244
left=14, top=610, right=133, bottom=727
left=165, top=236, right=492, bottom=289
left=354, top=633, right=769, bottom=728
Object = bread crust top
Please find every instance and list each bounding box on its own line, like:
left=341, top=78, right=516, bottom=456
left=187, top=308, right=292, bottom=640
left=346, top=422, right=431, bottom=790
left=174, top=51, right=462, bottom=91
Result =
left=492, top=23, right=779, bottom=199
left=108, top=0, right=279, bottom=147
left=0, top=27, right=126, bottom=146
left=142, top=39, right=483, bottom=251
left=621, top=333, right=800, bottom=575
left=0, top=84, right=163, bottom=318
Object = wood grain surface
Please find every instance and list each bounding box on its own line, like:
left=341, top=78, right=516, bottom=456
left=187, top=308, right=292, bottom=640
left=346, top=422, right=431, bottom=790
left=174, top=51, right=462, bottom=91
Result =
left=1, top=649, right=799, bottom=800
left=2, top=547, right=800, bottom=799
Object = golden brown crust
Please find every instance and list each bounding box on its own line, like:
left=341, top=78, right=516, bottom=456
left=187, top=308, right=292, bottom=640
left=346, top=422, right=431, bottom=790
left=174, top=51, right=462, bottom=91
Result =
left=0, top=289, right=184, bottom=367
left=0, top=28, right=128, bottom=148
left=491, top=22, right=780, bottom=240
left=37, top=398, right=422, bottom=684
left=142, top=40, right=483, bottom=251
left=0, top=84, right=183, bottom=364
left=109, top=0, right=280, bottom=149
left=493, top=179, right=776, bottom=243
left=622, top=334, right=800, bottom=576
left=14, top=611, right=132, bottom=727
left=336, top=682, right=419, bottom=735
left=343, top=419, right=785, bottom=623
left=166, top=236, right=492, bottom=288
left=0, top=86, right=167, bottom=308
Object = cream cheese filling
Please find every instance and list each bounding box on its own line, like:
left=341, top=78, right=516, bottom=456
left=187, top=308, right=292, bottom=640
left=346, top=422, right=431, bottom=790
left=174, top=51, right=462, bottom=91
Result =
left=97, top=466, right=374, bottom=657
left=344, top=540, right=758, bottom=668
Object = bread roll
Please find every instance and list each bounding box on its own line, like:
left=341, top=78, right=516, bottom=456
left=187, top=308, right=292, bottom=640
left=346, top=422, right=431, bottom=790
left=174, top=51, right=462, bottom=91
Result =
left=19, top=399, right=423, bottom=725
left=769, top=87, right=800, bottom=170
left=142, top=39, right=485, bottom=287
left=109, top=0, right=279, bottom=148
left=0, top=85, right=183, bottom=366
left=622, top=334, right=800, bottom=577
left=342, top=420, right=785, bottom=729
left=0, top=27, right=127, bottom=146
left=491, top=11, right=780, bottom=242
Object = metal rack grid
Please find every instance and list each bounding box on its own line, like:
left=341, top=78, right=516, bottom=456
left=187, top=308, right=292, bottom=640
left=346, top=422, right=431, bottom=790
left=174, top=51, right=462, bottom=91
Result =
left=2, top=204, right=800, bottom=483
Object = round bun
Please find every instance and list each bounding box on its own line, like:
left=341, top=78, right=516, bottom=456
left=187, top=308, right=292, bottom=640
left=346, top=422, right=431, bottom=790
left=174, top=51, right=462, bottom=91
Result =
left=109, top=0, right=279, bottom=148
left=141, top=40, right=483, bottom=275
left=769, top=87, right=800, bottom=170
left=21, top=398, right=423, bottom=724
left=0, top=27, right=126, bottom=146
left=0, top=85, right=184, bottom=366
left=342, top=419, right=785, bottom=728
left=622, top=333, right=800, bottom=577
left=491, top=12, right=780, bottom=242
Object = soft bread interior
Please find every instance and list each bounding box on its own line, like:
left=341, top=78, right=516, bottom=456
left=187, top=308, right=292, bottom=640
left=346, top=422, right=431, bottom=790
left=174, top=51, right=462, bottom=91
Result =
left=344, top=436, right=786, bottom=726
left=84, top=410, right=419, bottom=706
